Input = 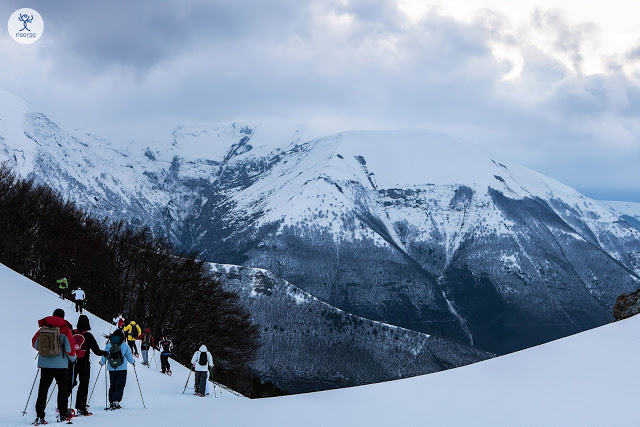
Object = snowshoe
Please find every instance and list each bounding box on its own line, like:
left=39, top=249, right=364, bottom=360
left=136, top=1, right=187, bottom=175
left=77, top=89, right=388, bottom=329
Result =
left=33, top=418, right=48, bottom=425
left=76, top=408, right=92, bottom=416
left=167, top=369, right=172, bottom=376
left=57, top=409, right=74, bottom=423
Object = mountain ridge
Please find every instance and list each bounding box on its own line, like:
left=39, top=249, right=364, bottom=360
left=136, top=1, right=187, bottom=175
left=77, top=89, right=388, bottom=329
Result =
left=1, top=91, right=639, bottom=356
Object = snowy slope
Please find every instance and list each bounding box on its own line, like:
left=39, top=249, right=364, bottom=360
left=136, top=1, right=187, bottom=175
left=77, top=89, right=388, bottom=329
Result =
left=2, top=263, right=640, bottom=426
left=599, top=200, right=640, bottom=230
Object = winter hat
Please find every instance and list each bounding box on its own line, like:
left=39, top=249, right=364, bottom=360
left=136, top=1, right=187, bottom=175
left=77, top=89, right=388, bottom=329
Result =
left=77, top=315, right=91, bottom=331
left=144, top=327, right=150, bottom=333
left=53, top=308, right=65, bottom=318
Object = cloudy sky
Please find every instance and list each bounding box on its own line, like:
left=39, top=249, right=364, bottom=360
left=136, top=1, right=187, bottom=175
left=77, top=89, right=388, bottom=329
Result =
left=2, top=0, right=639, bottom=201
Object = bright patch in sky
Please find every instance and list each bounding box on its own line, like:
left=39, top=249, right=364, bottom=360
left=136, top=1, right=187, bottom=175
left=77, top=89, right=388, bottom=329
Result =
left=397, top=0, right=640, bottom=78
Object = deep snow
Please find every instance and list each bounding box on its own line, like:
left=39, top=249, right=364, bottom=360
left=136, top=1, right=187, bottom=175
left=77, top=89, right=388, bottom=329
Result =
left=2, top=262, right=638, bottom=426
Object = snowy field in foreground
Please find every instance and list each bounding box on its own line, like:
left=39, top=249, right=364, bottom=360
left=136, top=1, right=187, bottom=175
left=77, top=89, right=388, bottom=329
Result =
left=1, top=262, right=637, bottom=426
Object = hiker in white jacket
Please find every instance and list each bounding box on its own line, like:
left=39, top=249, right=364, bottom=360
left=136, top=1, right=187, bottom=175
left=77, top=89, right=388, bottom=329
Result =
left=190, top=343, right=214, bottom=396
left=71, top=287, right=86, bottom=313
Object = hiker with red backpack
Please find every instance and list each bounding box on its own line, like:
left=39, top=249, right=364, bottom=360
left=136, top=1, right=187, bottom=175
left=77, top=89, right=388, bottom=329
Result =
left=99, top=329, right=136, bottom=410
left=31, top=308, right=77, bottom=425
left=190, top=342, right=214, bottom=397
left=140, top=328, right=154, bottom=367
left=67, top=315, right=108, bottom=416
left=158, top=336, right=173, bottom=375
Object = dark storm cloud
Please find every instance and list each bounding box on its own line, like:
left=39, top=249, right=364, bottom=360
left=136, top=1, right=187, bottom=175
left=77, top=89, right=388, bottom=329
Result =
left=3, top=0, right=306, bottom=70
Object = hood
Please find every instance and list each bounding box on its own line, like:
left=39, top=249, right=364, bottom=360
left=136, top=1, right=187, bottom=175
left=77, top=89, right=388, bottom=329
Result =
left=199, top=344, right=207, bottom=352
left=38, top=316, right=72, bottom=329
left=130, top=321, right=136, bottom=325
left=144, top=328, right=150, bottom=334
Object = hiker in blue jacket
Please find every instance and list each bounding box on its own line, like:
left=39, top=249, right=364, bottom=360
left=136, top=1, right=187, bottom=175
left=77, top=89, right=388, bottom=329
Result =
left=99, top=329, right=135, bottom=409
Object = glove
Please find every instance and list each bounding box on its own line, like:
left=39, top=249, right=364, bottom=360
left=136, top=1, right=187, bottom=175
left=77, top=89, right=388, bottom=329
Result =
left=101, top=350, right=109, bottom=357
left=99, top=361, right=104, bottom=366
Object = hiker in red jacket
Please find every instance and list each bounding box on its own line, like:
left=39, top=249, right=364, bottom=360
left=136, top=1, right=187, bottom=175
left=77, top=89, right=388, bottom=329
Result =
left=31, top=308, right=76, bottom=424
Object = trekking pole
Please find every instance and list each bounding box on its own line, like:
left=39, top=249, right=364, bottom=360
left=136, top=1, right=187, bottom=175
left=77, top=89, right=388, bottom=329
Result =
left=132, top=364, right=146, bottom=409
left=87, top=364, right=103, bottom=405
left=182, top=369, right=192, bottom=394
left=69, top=363, right=75, bottom=410
left=212, top=365, right=222, bottom=395
left=22, top=368, right=39, bottom=416
left=104, top=364, right=108, bottom=410
left=208, top=367, right=217, bottom=398
left=152, top=349, right=158, bottom=369
left=45, top=383, right=56, bottom=409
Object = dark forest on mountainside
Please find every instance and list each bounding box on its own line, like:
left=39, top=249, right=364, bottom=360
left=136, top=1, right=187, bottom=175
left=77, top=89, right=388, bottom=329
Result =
left=0, top=163, right=263, bottom=396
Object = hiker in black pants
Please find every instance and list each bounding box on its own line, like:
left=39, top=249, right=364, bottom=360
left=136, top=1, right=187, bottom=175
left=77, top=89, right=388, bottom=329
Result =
left=159, top=336, right=173, bottom=375
left=31, top=309, right=77, bottom=424
left=67, top=315, right=108, bottom=415
left=71, top=287, right=86, bottom=314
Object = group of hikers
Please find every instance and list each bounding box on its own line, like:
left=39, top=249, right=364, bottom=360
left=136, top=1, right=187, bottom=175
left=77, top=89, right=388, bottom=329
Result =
left=28, top=278, right=217, bottom=425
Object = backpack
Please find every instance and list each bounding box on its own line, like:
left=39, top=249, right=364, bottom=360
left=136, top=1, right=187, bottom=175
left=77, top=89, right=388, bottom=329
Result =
left=143, top=334, right=151, bottom=346
left=198, top=351, right=208, bottom=366
left=73, top=332, right=87, bottom=359
left=117, top=318, right=124, bottom=328
left=38, top=326, right=61, bottom=357
left=162, top=340, right=171, bottom=353
left=108, top=339, right=124, bottom=368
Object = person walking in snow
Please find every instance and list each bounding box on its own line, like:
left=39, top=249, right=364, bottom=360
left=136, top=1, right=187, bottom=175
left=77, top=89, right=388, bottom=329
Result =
left=67, top=315, right=108, bottom=415
left=140, top=327, right=154, bottom=367
left=158, top=336, right=173, bottom=375
left=190, top=342, right=214, bottom=397
left=31, top=308, right=77, bottom=425
left=57, top=278, right=69, bottom=299
left=123, top=320, right=141, bottom=357
left=100, top=328, right=136, bottom=410
left=71, top=287, right=86, bottom=313
left=113, top=314, right=125, bottom=330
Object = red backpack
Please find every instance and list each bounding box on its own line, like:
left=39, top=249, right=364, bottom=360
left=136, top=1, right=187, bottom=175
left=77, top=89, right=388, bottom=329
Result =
left=73, top=331, right=87, bottom=359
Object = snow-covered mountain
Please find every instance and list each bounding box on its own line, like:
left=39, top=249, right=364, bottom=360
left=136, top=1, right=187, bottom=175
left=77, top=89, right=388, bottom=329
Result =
left=213, top=263, right=492, bottom=393
left=2, top=90, right=639, bottom=356
left=3, top=262, right=640, bottom=426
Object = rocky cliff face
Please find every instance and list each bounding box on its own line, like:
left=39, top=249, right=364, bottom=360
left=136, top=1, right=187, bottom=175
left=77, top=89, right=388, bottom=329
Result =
left=613, top=288, right=640, bottom=321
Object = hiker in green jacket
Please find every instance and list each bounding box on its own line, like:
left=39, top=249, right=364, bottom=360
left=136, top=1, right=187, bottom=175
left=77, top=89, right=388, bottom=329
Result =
left=57, top=278, right=69, bottom=300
